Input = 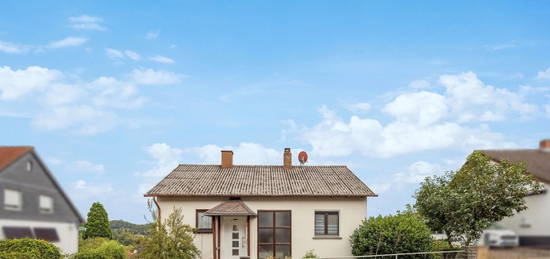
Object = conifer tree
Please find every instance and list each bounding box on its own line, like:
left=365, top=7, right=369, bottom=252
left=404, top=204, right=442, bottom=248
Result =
left=83, top=202, right=112, bottom=239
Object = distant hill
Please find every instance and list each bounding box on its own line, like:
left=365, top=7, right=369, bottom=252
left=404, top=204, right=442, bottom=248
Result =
left=110, top=220, right=150, bottom=235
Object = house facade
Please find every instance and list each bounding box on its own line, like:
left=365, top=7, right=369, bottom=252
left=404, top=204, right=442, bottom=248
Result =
left=0, top=146, right=83, bottom=254
left=477, top=139, right=550, bottom=247
left=146, top=148, right=376, bottom=259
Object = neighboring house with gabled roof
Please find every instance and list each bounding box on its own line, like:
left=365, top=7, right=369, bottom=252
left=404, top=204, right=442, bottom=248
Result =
left=146, top=148, right=376, bottom=259
left=476, top=139, right=550, bottom=247
left=0, top=146, right=82, bottom=254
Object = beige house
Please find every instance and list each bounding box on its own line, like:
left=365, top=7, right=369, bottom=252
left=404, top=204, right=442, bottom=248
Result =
left=145, top=148, right=376, bottom=259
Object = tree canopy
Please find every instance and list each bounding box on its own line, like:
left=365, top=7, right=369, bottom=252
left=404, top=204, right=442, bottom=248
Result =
left=415, top=151, right=542, bottom=247
left=137, top=200, right=199, bottom=259
left=83, top=202, right=113, bottom=239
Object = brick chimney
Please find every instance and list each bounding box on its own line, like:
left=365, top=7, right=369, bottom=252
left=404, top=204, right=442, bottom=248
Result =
left=540, top=139, right=550, bottom=152
left=221, top=150, right=233, bottom=168
left=283, top=148, right=292, bottom=169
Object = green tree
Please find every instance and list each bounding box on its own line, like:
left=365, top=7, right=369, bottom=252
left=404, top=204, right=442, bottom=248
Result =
left=415, top=151, right=543, bottom=247
left=137, top=200, right=199, bottom=259
left=350, top=210, right=434, bottom=258
left=83, top=202, right=113, bottom=239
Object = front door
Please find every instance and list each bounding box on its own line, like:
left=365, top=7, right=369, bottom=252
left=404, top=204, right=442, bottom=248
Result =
left=221, top=217, right=247, bottom=259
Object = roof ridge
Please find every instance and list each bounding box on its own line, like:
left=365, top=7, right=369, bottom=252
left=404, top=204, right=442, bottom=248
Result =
left=177, top=164, right=348, bottom=167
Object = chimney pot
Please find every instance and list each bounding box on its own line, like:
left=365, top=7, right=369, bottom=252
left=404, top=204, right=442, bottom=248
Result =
left=221, top=150, right=233, bottom=168
left=540, top=139, right=550, bottom=152
left=283, top=148, right=292, bottom=169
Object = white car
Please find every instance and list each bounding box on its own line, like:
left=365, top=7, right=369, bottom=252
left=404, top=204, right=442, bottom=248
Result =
left=479, top=229, right=519, bottom=247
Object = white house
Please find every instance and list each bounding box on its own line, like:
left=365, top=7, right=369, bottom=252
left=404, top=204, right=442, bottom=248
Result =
left=0, top=146, right=83, bottom=254
left=145, top=148, right=376, bottom=259
left=478, top=139, right=550, bottom=247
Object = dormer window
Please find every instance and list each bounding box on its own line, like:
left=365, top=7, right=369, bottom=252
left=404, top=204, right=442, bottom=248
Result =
left=26, top=161, right=32, bottom=172
left=39, top=195, right=54, bottom=214
left=4, top=189, right=22, bottom=211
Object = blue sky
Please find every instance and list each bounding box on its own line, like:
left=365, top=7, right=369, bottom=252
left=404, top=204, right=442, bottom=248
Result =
left=1, top=1, right=550, bottom=223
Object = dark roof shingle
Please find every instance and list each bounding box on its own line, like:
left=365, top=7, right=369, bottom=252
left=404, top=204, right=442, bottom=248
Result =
left=479, top=149, right=550, bottom=183
left=145, top=165, right=376, bottom=197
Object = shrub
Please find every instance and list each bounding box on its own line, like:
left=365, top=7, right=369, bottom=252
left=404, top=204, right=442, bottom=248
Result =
left=0, top=252, right=39, bottom=259
left=83, top=202, right=113, bottom=239
left=350, top=211, right=434, bottom=258
left=137, top=200, right=199, bottom=259
left=303, top=249, right=320, bottom=258
left=75, top=237, right=126, bottom=259
left=0, top=238, right=61, bottom=259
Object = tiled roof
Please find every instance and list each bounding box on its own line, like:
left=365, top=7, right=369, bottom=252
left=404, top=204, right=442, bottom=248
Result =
left=205, top=200, right=257, bottom=216
left=0, top=146, right=33, bottom=171
left=479, top=149, right=550, bottom=183
left=145, top=165, right=376, bottom=197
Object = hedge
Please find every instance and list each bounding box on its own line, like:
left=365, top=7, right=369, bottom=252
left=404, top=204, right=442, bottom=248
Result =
left=74, top=238, right=126, bottom=259
left=0, top=239, right=61, bottom=259
left=0, top=252, right=39, bottom=259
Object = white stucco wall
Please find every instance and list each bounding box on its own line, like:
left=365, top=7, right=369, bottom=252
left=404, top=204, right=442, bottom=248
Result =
left=157, top=196, right=368, bottom=259
left=0, top=219, right=79, bottom=255
left=498, top=183, right=550, bottom=236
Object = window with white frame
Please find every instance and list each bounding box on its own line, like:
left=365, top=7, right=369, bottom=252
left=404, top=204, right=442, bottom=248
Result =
left=39, top=195, right=54, bottom=214
left=26, top=161, right=32, bottom=172
left=4, top=189, right=22, bottom=211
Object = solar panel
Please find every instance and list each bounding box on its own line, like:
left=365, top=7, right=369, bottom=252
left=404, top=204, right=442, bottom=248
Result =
left=2, top=226, right=33, bottom=239
left=33, top=227, right=59, bottom=242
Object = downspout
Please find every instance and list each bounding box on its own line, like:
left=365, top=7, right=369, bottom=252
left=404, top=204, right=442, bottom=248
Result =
left=153, top=196, right=161, bottom=220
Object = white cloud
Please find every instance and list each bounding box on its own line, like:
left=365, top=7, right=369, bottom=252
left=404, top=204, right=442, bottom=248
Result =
left=105, top=48, right=140, bottom=61
left=441, top=72, right=536, bottom=122
left=546, top=105, right=550, bottom=118
left=145, top=31, right=159, bottom=40
left=537, top=68, right=550, bottom=80
left=137, top=143, right=183, bottom=179
left=72, top=180, right=113, bottom=199
left=68, top=15, right=105, bottom=31
left=106, top=48, right=124, bottom=59
left=149, top=55, right=175, bottom=64
left=346, top=102, right=371, bottom=113
left=124, top=50, right=140, bottom=61
left=90, top=77, right=146, bottom=109
left=0, top=66, right=62, bottom=100
left=72, top=160, right=105, bottom=173
left=487, top=43, right=516, bottom=51
left=47, top=37, right=88, bottom=48
left=296, top=72, right=534, bottom=158
left=394, top=161, right=441, bottom=184
left=383, top=91, right=447, bottom=126
left=0, top=65, right=181, bottom=135
left=298, top=104, right=515, bottom=158
left=129, top=68, right=183, bottom=85
left=408, top=80, right=430, bottom=89
left=31, top=105, right=118, bottom=135
left=0, top=41, right=28, bottom=54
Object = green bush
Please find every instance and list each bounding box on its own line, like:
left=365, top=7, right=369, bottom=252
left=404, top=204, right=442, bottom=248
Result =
left=303, top=249, right=320, bottom=258
left=72, top=251, right=109, bottom=259
left=75, top=237, right=126, bottom=259
left=0, top=238, right=61, bottom=259
left=0, top=252, right=39, bottom=259
left=350, top=211, right=434, bottom=258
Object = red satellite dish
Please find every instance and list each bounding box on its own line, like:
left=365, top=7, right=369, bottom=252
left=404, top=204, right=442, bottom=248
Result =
left=298, top=151, right=308, bottom=165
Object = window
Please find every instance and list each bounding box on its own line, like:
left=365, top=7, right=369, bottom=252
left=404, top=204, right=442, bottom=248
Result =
left=195, top=209, right=212, bottom=233
left=258, top=210, right=291, bottom=259
left=39, top=195, right=54, bottom=214
left=314, top=211, right=339, bottom=236
left=26, top=161, right=32, bottom=172
left=4, top=189, right=22, bottom=211
left=2, top=226, right=33, bottom=239
left=33, top=227, right=59, bottom=242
